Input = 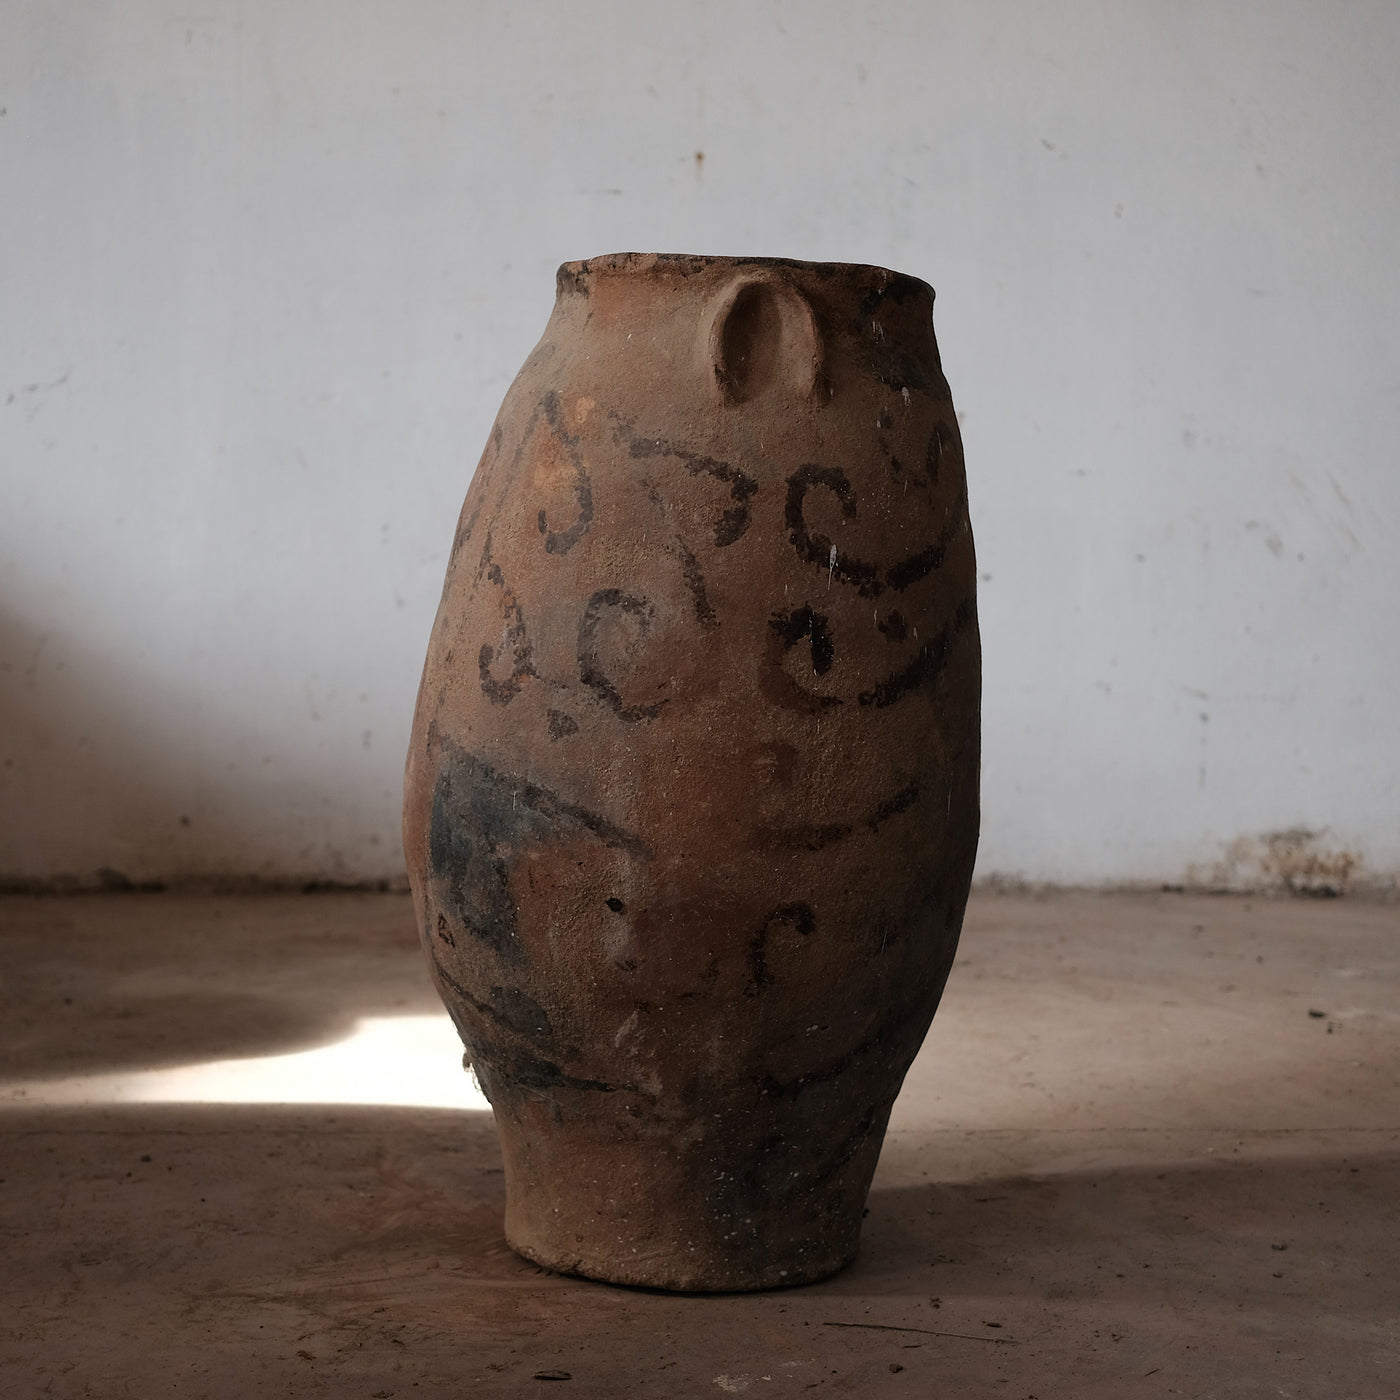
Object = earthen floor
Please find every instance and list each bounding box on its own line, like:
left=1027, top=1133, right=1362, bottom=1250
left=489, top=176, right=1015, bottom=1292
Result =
left=2, top=890, right=1396, bottom=1398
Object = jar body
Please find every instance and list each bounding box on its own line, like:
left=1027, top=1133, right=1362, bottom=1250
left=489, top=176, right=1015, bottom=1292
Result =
left=403, top=253, right=980, bottom=1291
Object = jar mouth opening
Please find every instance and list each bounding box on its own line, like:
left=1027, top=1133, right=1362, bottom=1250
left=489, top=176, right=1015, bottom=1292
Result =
left=556, top=252, right=934, bottom=301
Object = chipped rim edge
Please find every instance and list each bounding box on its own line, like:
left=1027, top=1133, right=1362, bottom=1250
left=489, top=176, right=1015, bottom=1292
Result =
left=556, top=252, right=934, bottom=302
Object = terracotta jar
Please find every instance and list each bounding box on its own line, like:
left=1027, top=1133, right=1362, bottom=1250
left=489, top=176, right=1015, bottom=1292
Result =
left=403, top=253, right=979, bottom=1291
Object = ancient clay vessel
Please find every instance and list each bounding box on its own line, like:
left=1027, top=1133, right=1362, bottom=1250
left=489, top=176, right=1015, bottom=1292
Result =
left=403, top=253, right=979, bottom=1291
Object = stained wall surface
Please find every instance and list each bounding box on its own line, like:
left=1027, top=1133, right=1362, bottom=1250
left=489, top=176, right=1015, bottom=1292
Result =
left=2, top=1, right=1396, bottom=888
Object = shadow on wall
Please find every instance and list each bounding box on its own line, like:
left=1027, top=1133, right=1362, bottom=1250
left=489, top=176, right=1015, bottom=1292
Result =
left=2, top=606, right=170, bottom=886
left=1, top=598, right=1385, bottom=896
left=0, top=605, right=407, bottom=888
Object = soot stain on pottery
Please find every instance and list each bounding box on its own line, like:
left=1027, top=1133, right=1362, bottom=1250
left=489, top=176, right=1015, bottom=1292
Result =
left=429, top=746, right=651, bottom=964
left=437, top=747, right=651, bottom=860
left=546, top=709, right=579, bottom=740
left=851, top=276, right=941, bottom=400
left=854, top=276, right=922, bottom=331
left=925, top=420, right=953, bottom=487
left=707, top=1121, right=855, bottom=1227
left=758, top=988, right=933, bottom=1103
left=487, top=983, right=556, bottom=1047
left=748, top=1102, right=886, bottom=1202
left=473, top=1039, right=625, bottom=1096
left=432, top=958, right=628, bottom=1097
left=867, top=346, right=938, bottom=398
left=555, top=263, right=590, bottom=298
left=429, top=758, right=546, bottom=965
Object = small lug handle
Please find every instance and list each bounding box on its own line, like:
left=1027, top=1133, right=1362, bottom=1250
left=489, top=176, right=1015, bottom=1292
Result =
left=706, top=274, right=824, bottom=405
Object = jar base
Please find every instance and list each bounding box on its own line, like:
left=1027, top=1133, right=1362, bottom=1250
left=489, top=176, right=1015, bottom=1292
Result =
left=505, top=1230, right=857, bottom=1294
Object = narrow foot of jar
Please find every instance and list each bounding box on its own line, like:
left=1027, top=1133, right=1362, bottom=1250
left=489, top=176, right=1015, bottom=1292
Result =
left=505, top=1216, right=859, bottom=1293
left=493, top=1105, right=888, bottom=1292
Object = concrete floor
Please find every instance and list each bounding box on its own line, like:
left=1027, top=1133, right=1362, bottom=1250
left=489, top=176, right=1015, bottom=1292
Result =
left=1, top=891, right=1396, bottom=1399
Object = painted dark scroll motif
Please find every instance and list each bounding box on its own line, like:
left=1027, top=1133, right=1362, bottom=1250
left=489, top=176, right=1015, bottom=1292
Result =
left=614, top=416, right=759, bottom=548
left=535, top=389, right=594, bottom=555
left=762, top=605, right=843, bottom=714
left=578, top=588, right=670, bottom=723
left=476, top=550, right=537, bottom=706
left=751, top=777, right=924, bottom=854
left=858, top=598, right=976, bottom=709
left=785, top=464, right=968, bottom=599
left=672, top=534, right=719, bottom=631
left=747, top=902, right=817, bottom=994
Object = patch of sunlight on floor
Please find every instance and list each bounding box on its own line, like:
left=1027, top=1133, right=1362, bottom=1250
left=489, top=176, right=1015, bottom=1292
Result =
left=0, top=1015, right=493, bottom=1111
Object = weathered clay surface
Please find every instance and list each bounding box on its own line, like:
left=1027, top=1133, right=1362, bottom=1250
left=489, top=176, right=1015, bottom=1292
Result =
left=403, top=253, right=980, bottom=1291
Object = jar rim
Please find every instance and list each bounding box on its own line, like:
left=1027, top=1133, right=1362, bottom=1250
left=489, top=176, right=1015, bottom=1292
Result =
left=555, top=252, right=933, bottom=301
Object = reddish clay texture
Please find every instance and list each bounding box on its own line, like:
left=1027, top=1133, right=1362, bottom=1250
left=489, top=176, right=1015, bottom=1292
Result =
left=403, top=253, right=980, bottom=1291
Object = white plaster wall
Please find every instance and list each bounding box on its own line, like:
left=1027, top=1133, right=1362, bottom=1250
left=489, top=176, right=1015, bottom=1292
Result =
left=2, top=1, right=1397, bottom=888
